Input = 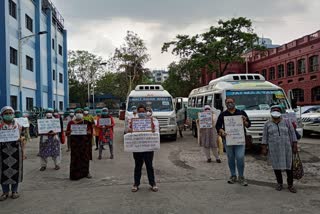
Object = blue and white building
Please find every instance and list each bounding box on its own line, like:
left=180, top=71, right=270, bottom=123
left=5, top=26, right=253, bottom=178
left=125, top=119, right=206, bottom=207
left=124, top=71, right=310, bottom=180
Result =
left=0, top=0, right=68, bottom=112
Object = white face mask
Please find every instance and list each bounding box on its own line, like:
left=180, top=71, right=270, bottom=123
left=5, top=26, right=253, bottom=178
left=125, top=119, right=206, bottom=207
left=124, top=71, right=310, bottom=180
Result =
left=70, top=113, right=74, bottom=116
left=146, top=111, right=152, bottom=116
left=46, top=113, right=53, bottom=118
left=271, top=111, right=281, bottom=118
left=83, top=111, right=89, bottom=115
left=76, top=113, right=83, bottom=120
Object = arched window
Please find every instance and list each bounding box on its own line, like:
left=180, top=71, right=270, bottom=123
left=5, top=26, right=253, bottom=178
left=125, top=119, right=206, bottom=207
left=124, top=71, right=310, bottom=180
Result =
left=292, top=88, right=304, bottom=102
left=312, top=86, right=320, bottom=101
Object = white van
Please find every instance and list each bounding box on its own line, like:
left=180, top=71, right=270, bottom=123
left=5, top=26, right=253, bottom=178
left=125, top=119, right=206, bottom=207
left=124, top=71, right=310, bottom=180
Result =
left=187, top=74, right=303, bottom=144
left=125, top=85, right=177, bottom=140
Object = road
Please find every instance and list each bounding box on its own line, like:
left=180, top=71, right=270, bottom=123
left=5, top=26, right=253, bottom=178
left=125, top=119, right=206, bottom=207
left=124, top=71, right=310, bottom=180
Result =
left=1, top=119, right=320, bottom=214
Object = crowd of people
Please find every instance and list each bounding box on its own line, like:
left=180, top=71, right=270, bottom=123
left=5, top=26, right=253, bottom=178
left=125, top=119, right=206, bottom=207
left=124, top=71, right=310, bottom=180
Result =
left=0, top=98, right=300, bottom=201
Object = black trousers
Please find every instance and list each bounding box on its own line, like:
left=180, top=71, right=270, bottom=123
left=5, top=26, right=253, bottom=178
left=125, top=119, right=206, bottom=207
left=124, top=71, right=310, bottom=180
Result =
left=274, top=169, right=293, bottom=186
left=133, top=152, right=156, bottom=187
left=95, top=136, right=99, bottom=148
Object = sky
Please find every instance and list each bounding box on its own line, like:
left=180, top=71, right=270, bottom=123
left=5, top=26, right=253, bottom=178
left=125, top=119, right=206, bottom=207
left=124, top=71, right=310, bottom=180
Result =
left=53, top=0, right=320, bottom=70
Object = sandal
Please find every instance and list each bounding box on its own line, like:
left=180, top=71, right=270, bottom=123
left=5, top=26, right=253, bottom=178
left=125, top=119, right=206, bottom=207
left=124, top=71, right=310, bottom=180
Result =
left=288, top=185, right=297, bottom=193
left=11, top=192, right=20, bottom=199
left=131, top=186, right=139, bottom=192
left=0, top=193, right=9, bottom=201
left=39, top=166, right=46, bottom=171
left=275, top=184, right=283, bottom=191
left=150, top=186, right=159, bottom=192
left=54, top=165, right=60, bottom=170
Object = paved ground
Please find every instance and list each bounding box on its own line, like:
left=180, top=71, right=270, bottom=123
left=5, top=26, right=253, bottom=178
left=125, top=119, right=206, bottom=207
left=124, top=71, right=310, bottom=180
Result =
left=1, top=119, right=320, bottom=214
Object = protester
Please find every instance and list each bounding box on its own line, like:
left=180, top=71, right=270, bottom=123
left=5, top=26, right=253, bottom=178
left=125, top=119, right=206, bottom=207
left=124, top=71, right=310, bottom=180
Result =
left=197, top=105, right=221, bottom=163
left=262, top=105, right=298, bottom=193
left=66, top=108, right=93, bottom=180
left=97, top=108, right=115, bottom=159
left=15, top=110, right=30, bottom=159
left=64, top=110, right=74, bottom=152
left=126, top=106, right=138, bottom=133
left=54, top=110, right=65, bottom=145
left=216, top=98, right=251, bottom=186
left=146, top=107, right=159, bottom=132
left=0, top=106, right=23, bottom=201
left=129, top=104, right=158, bottom=192
left=39, top=108, right=61, bottom=171
left=93, top=109, right=102, bottom=151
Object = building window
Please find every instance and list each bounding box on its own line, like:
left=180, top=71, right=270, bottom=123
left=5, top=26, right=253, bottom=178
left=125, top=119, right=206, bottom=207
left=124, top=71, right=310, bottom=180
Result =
left=53, top=69, right=56, bottom=80
left=261, top=69, right=267, bottom=79
left=297, top=59, right=306, bottom=74
left=287, top=61, right=294, bottom=76
left=309, top=55, right=319, bottom=72
left=9, top=0, right=17, bottom=19
left=292, top=88, right=304, bottom=102
left=10, top=96, right=17, bottom=110
left=26, top=97, right=34, bottom=111
left=269, top=67, right=275, bottom=80
left=278, top=64, right=285, bottom=78
left=59, top=73, right=63, bottom=83
left=26, top=55, right=33, bottom=71
left=59, top=101, right=63, bottom=111
left=52, top=39, right=55, bottom=50
left=312, top=86, right=320, bottom=101
left=10, top=47, right=18, bottom=65
left=25, top=14, right=33, bottom=32
left=58, top=45, right=62, bottom=55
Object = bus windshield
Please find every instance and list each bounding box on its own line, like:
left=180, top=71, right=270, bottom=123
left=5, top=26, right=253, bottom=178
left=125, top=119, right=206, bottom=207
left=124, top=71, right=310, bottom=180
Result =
left=226, top=90, right=290, bottom=111
left=127, top=97, right=173, bottom=112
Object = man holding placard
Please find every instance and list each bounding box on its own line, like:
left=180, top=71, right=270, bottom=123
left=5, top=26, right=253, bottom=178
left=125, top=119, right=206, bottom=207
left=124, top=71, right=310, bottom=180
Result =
left=97, top=108, right=115, bottom=159
left=216, top=98, right=251, bottom=186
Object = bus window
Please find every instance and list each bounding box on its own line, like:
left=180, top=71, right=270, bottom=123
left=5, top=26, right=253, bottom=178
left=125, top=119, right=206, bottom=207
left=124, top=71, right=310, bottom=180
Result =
left=191, top=97, right=196, bottom=107
left=188, top=97, right=192, bottom=107
left=204, top=94, right=213, bottom=106
left=214, top=94, right=223, bottom=111
left=196, top=96, right=204, bottom=107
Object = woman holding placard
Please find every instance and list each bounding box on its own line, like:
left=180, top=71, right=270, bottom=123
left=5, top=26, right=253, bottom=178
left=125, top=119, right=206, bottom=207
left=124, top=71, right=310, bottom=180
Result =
left=97, top=108, right=115, bottom=160
left=66, top=108, right=93, bottom=180
left=0, top=106, right=24, bottom=201
left=197, top=105, right=221, bottom=163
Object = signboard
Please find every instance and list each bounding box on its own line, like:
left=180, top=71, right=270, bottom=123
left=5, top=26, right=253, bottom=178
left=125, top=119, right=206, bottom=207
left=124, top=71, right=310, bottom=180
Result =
left=63, top=120, right=69, bottom=131
left=124, top=132, right=160, bottom=152
left=0, top=129, right=20, bottom=142
left=37, top=119, right=61, bottom=134
left=14, top=118, right=30, bottom=127
left=71, top=124, right=87, bottom=135
left=98, top=118, right=111, bottom=126
left=198, top=112, right=213, bottom=128
left=132, top=118, right=152, bottom=132
left=224, top=115, right=245, bottom=145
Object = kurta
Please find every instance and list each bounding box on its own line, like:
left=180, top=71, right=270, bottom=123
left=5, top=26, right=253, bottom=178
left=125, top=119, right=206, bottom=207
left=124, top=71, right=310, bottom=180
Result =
left=198, top=113, right=218, bottom=148
left=67, top=120, right=93, bottom=180
left=98, top=116, right=115, bottom=146
left=0, top=121, right=23, bottom=185
left=39, top=117, right=61, bottom=159
left=262, top=119, right=297, bottom=170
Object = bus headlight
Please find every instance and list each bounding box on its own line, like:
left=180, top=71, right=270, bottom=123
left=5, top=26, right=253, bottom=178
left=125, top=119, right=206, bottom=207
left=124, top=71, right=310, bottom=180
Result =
left=169, top=117, right=176, bottom=125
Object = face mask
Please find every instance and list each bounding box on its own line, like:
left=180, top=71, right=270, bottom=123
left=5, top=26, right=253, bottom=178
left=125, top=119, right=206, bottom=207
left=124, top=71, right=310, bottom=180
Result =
left=226, top=103, right=235, bottom=109
left=271, top=111, right=281, bottom=118
left=46, top=113, right=53, bottom=118
left=138, top=113, right=147, bottom=118
left=76, top=113, right=83, bottom=120
left=83, top=111, right=89, bottom=115
left=70, top=113, right=74, bottom=116
left=146, top=112, right=152, bottom=116
left=15, top=113, right=22, bottom=118
left=3, top=115, right=14, bottom=121
left=101, top=112, right=108, bottom=116
left=133, top=110, right=137, bottom=114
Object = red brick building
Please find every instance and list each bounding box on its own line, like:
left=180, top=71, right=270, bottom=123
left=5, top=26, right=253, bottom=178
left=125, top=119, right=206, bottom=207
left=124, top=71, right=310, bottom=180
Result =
left=201, top=31, right=320, bottom=106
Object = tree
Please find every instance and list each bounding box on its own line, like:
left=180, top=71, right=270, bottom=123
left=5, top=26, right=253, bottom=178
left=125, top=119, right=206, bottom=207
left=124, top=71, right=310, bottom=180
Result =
left=109, top=31, right=150, bottom=94
left=162, top=17, right=264, bottom=77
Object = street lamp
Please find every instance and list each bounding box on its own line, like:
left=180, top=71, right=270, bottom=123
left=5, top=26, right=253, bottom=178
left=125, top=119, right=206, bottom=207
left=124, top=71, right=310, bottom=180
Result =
left=18, top=31, right=47, bottom=111
left=88, top=62, right=107, bottom=111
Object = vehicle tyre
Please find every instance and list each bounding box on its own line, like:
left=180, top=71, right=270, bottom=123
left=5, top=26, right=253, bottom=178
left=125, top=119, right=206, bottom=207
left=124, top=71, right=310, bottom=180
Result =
left=303, top=130, right=311, bottom=136
left=171, top=133, right=177, bottom=141
left=192, top=124, right=197, bottom=138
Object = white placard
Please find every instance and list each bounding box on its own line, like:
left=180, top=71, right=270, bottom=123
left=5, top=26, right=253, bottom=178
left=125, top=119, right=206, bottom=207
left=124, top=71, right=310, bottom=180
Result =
left=63, top=120, right=69, bottom=131
left=199, top=112, right=213, bottom=128
left=132, top=118, right=152, bottom=132
left=71, top=124, right=88, bottom=135
left=0, top=129, right=20, bottom=142
left=99, top=118, right=111, bottom=126
left=37, top=119, right=61, bottom=134
left=224, top=115, right=245, bottom=145
left=124, top=132, right=160, bottom=152
left=14, top=118, right=30, bottom=127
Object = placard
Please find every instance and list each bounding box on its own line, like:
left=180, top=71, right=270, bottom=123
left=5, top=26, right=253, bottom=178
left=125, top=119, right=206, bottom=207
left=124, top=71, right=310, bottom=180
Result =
left=199, top=112, right=213, bottom=128
left=132, top=118, right=152, bottom=132
left=71, top=124, right=87, bottom=135
left=124, top=132, right=160, bottom=152
left=224, top=115, right=245, bottom=145
left=63, top=120, right=69, bottom=131
left=0, top=129, right=20, bottom=142
left=37, top=119, right=61, bottom=134
left=14, top=118, right=30, bottom=127
left=99, top=118, right=111, bottom=126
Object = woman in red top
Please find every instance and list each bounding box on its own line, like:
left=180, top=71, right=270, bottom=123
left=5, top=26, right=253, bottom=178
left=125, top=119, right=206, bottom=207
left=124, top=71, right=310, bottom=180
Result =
left=97, top=108, right=115, bottom=159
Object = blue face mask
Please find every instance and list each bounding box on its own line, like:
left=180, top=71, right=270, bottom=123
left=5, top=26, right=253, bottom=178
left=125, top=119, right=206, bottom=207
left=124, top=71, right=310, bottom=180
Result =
left=3, top=114, right=14, bottom=121
left=101, top=112, right=108, bottom=116
left=138, top=113, right=146, bottom=118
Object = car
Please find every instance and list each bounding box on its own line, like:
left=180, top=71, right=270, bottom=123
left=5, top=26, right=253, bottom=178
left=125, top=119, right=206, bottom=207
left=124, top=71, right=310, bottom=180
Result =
left=301, top=105, right=320, bottom=135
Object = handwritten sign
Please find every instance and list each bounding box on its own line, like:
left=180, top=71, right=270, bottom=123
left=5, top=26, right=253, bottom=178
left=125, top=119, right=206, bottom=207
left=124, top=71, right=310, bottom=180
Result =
left=14, top=118, right=30, bottom=127
left=199, top=112, right=213, bottom=128
left=37, top=119, right=61, bottom=134
left=71, top=124, right=87, bottom=135
left=99, top=118, right=111, bottom=126
left=0, top=129, right=20, bottom=142
left=132, top=118, right=152, bottom=132
left=124, top=132, right=160, bottom=152
left=224, top=115, right=245, bottom=145
left=63, top=120, right=69, bottom=131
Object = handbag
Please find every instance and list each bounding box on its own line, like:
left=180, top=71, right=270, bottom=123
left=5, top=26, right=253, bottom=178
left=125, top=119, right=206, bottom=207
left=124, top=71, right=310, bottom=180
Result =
left=292, top=152, right=304, bottom=180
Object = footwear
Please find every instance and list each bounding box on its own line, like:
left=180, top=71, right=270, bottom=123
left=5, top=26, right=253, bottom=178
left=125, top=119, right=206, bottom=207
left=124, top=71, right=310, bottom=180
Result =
left=216, top=159, right=222, bottom=163
left=288, top=185, right=297, bottom=193
left=238, top=176, right=248, bottom=186
left=54, top=165, right=60, bottom=170
left=207, top=158, right=212, bottom=163
left=11, top=192, right=20, bottom=199
left=0, top=193, right=9, bottom=201
left=227, top=176, right=237, bottom=184
left=150, top=186, right=159, bottom=192
left=110, top=154, right=114, bottom=159
left=131, top=186, right=139, bottom=192
left=102, top=147, right=106, bottom=150
left=39, top=166, right=46, bottom=171
left=86, top=173, right=92, bottom=179
left=275, top=184, right=283, bottom=191
left=98, top=156, right=102, bottom=160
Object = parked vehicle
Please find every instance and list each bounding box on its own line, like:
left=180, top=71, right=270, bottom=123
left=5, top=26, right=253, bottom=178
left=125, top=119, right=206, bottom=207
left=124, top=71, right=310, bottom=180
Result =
left=301, top=105, right=320, bottom=135
left=174, top=97, right=188, bottom=137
